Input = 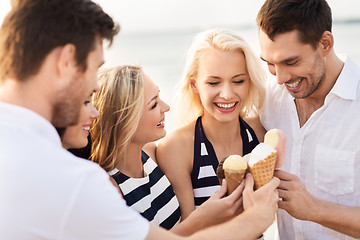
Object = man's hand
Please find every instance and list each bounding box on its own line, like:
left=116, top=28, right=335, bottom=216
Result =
left=275, top=170, right=318, bottom=220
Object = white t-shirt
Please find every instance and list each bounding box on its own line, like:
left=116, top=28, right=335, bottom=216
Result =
left=0, top=102, right=149, bottom=239
left=260, top=56, right=360, bottom=240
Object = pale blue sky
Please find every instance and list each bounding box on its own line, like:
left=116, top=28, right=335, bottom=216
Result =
left=0, top=0, right=359, bottom=32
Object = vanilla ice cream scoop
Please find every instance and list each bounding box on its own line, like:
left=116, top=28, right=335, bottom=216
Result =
left=223, top=155, right=247, bottom=171
left=248, top=143, right=276, bottom=167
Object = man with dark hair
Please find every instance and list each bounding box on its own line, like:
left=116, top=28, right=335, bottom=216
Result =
left=257, top=0, right=360, bottom=239
left=0, top=0, right=281, bottom=239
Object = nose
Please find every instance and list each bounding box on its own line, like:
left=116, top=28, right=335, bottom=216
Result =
left=160, top=99, right=170, bottom=113
left=275, top=65, right=291, bottom=85
left=90, top=104, right=100, bottom=119
left=219, top=83, right=233, bottom=99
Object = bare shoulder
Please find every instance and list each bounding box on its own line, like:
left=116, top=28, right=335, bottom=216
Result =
left=143, top=142, right=157, bottom=162
left=156, top=121, right=196, bottom=170
left=243, top=115, right=266, bottom=142
left=158, top=121, right=195, bottom=153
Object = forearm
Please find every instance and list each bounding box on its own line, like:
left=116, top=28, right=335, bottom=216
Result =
left=312, top=198, right=360, bottom=238
left=191, top=208, right=271, bottom=240
left=170, top=211, right=208, bottom=236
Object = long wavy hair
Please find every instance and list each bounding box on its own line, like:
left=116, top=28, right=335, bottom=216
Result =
left=174, top=28, right=267, bottom=128
left=90, top=65, right=144, bottom=172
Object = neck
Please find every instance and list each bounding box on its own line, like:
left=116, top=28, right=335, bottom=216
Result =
left=295, top=51, right=344, bottom=127
left=201, top=114, right=241, bottom=148
left=117, top=141, right=144, bottom=178
left=0, top=77, right=53, bottom=122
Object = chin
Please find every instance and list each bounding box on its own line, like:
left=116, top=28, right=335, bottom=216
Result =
left=74, top=140, right=88, bottom=149
left=215, top=114, right=239, bottom=122
left=155, top=131, right=166, bottom=141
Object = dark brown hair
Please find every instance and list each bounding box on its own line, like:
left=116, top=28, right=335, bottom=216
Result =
left=257, top=0, right=332, bottom=49
left=0, top=0, right=120, bottom=81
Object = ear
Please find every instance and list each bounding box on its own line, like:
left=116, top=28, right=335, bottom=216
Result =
left=190, top=79, right=198, bottom=94
left=56, top=44, right=77, bottom=78
left=318, top=31, right=334, bottom=57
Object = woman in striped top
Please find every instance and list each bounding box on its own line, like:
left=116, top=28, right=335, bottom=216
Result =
left=90, top=65, right=244, bottom=234
left=157, top=29, right=268, bottom=222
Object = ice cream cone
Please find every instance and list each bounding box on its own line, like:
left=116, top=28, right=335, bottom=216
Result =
left=224, top=169, right=246, bottom=194
left=222, top=155, right=247, bottom=194
left=249, top=151, right=277, bottom=189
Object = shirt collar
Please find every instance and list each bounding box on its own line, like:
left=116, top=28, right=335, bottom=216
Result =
left=329, top=56, right=360, bottom=100
left=0, top=101, right=62, bottom=146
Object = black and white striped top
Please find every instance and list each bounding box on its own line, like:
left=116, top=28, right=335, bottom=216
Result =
left=191, top=116, right=259, bottom=207
left=110, top=151, right=181, bottom=230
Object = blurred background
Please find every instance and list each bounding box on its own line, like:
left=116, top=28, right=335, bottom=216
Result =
left=0, top=0, right=359, bottom=131
left=96, top=0, right=360, bottom=132
left=0, top=1, right=359, bottom=239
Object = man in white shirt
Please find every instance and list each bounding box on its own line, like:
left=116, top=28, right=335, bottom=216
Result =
left=0, top=0, right=281, bottom=239
left=257, top=0, right=360, bottom=239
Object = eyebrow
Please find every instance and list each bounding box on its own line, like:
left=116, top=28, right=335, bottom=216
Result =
left=232, top=74, right=247, bottom=78
left=147, top=95, right=158, bottom=105
left=260, top=56, right=299, bottom=64
left=207, top=73, right=247, bottom=79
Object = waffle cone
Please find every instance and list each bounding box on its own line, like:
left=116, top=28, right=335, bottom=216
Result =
left=224, top=169, right=246, bottom=194
left=249, top=152, right=276, bottom=189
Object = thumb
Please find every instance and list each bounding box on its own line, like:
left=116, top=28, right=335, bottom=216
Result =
left=244, top=173, right=255, bottom=193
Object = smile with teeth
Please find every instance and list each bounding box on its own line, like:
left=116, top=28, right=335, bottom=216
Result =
left=82, top=126, right=90, bottom=131
left=286, top=79, right=302, bottom=88
left=157, top=121, right=164, bottom=127
left=215, top=102, right=236, bottom=109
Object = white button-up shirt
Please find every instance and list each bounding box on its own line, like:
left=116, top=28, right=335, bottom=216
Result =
left=260, top=57, right=360, bottom=240
left=0, top=101, right=149, bottom=239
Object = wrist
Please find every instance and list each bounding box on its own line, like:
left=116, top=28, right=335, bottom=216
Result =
left=307, top=197, right=327, bottom=223
left=244, top=207, right=274, bottom=233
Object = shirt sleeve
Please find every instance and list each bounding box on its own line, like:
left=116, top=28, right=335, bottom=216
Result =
left=60, top=164, right=150, bottom=240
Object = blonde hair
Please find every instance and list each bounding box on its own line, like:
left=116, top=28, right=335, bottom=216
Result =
left=90, top=65, right=144, bottom=172
left=174, top=28, right=266, bottom=128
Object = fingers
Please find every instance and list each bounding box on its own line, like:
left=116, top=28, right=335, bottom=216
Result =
left=227, top=179, right=245, bottom=200
left=274, top=169, right=295, bottom=181
left=277, top=178, right=293, bottom=190
left=234, top=197, right=244, bottom=215
left=277, top=189, right=288, bottom=200
left=261, top=176, right=280, bottom=191
left=277, top=199, right=289, bottom=210
left=211, top=180, right=227, bottom=199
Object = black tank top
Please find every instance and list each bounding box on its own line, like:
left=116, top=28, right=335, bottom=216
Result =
left=191, top=116, right=259, bottom=207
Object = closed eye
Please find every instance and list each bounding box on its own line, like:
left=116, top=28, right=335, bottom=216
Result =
left=233, top=80, right=244, bottom=84
left=286, top=60, right=299, bottom=66
left=207, top=82, right=220, bottom=85
left=151, top=102, right=158, bottom=109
